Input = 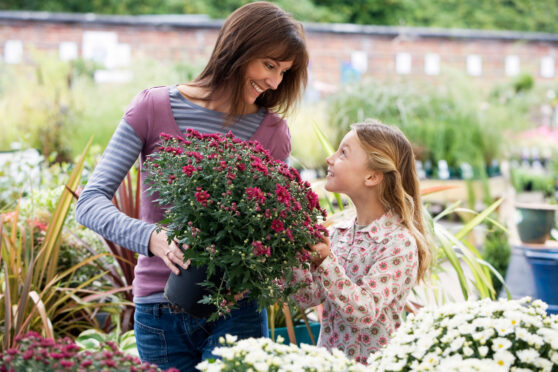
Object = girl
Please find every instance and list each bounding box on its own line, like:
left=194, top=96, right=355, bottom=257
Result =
left=76, top=2, right=308, bottom=371
left=293, top=119, right=431, bottom=364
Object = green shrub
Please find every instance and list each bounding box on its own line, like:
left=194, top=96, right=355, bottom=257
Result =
left=0, top=51, right=204, bottom=160
left=482, top=223, right=511, bottom=296
left=325, top=72, right=533, bottom=175
left=510, top=167, right=555, bottom=200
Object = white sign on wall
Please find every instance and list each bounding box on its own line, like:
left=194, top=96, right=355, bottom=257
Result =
left=82, top=31, right=132, bottom=82
left=505, top=55, right=520, bottom=77
left=424, top=53, right=440, bottom=75
left=396, top=52, right=412, bottom=75
left=351, top=51, right=368, bottom=74
left=467, top=54, right=482, bottom=76
left=541, top=56, right=555, bottom=78
left=4, top=40, right=23, bottom=64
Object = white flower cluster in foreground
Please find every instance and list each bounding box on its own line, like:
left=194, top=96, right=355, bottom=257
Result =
left=196, top=334, right=367, bottom=372
left=197, top=298, right=557, bottom=372
left=367, top=297, right=558, bottom=372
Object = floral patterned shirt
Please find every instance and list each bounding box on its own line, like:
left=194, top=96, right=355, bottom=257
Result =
left=293, top=210, right=418, bottom=364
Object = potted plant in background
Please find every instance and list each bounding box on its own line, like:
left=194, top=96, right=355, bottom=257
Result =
left=509, top=151, right=558, bottom=314
left=511, top=165, right=557, bottom=244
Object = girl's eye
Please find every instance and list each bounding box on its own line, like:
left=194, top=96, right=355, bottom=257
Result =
left=340, top=150, right=346, bottom=158
left=265, top=62, right=274, bottom=70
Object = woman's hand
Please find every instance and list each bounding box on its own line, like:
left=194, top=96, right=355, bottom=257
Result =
left=149, top=229, right=191, bottom=275
left=309, top=236, right=331, bottom=266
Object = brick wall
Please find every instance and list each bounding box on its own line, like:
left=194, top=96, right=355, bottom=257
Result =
left=1, top=11, right=557, bottom=95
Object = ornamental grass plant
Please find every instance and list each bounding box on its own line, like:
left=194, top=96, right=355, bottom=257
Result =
left=144, top=130, right=327, bottom=320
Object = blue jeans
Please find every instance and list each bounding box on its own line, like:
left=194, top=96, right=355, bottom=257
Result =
left=134, top=300, right=268, bottom=372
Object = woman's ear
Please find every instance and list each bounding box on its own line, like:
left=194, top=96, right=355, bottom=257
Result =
left=364, top=171, right=383, bottom=187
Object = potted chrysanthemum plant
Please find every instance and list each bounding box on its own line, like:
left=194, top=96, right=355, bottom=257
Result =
left=144, top=130, right=327, bottom=321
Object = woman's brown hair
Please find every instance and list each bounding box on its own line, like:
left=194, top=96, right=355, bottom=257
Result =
left=352, top=119, right=432, bottom=283
left=191, top=1, right=309, bottom=119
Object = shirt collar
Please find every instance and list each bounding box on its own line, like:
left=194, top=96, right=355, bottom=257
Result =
left=334, top=209, right=401, bottom=242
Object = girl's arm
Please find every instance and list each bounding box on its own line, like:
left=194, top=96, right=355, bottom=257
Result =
left=313, top=235, right=418, bottom=326
left=289, top=265, right=326, bottom=309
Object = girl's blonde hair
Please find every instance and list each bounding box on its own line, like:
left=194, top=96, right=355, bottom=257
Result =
left=352, top=119, right=431, bottom=283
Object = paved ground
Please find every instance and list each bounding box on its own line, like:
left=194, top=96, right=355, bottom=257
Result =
left=502, top=245, right=536, bottom=299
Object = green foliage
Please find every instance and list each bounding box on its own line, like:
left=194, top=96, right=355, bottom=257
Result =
left=5, top=0, right=558, bottom=33
left=481, top=223, right=511, bottom=296
left=0, top=150, right=43, bottom=210
left=0, top=141, right=127, bottom=350
left=512, top=73, right=534, bottom=94
left=76, top=326, right=138, bottom=357
left=394, top=0, right=558, bottom=34
left=510, top=167, right=556, bottom=199
left=326, top=73, right=532, bottom=175
left=0, top=50, right=204, bottom=160
left=0, top=52, right=80, bottom=162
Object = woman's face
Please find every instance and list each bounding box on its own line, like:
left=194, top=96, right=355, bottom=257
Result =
left=243, top=58, right=293, bottom=106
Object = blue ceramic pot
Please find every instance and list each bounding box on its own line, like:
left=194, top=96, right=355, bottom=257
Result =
left=515, top=203, right=557, bottom=244
left=524, top=248, right=558, bottom=314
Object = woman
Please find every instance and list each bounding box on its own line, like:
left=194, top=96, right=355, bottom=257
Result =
left=76, top=2, right=309, bottom=371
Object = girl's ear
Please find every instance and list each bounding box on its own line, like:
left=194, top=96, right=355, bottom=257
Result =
left=364, top=171, right=383, bottom=187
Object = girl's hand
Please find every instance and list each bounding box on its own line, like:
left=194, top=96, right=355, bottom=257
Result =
left=149, top=229, right=191, bottom=275
left=309, top=236, right=331, bottom=266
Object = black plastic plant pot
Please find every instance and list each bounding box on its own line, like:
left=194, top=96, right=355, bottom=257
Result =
left=164, top=264, right=220, bottom=319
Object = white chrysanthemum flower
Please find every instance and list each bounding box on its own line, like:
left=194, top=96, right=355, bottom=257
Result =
left=196, top=359, right=225, bottom=372
left=463, top=346, right=474, bottom=357
left=534, top=357, right=553, bottom=372
left=450, top=337, right=465, bottom=351
left=516, top=349, right=539, bottom=364
left=494, top=319, right=513, bottom=336
left=493, top=351, right=515, bottom=369
left=457, top=322, right=475, bottom=335
left=478, top=346, right=489, bottom=357
left=491, top=337, right=512, bottom=352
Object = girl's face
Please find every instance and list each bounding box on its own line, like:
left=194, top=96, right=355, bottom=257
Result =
left=243, top=57, right=293, bottom=106
left=325, top=130, right=374, bottom=197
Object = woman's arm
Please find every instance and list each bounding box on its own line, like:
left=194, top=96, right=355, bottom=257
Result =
left=75, top=120, right=155, bottom=256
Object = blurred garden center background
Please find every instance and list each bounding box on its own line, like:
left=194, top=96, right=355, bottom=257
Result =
left=1, top=0, right=558, bottom=363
